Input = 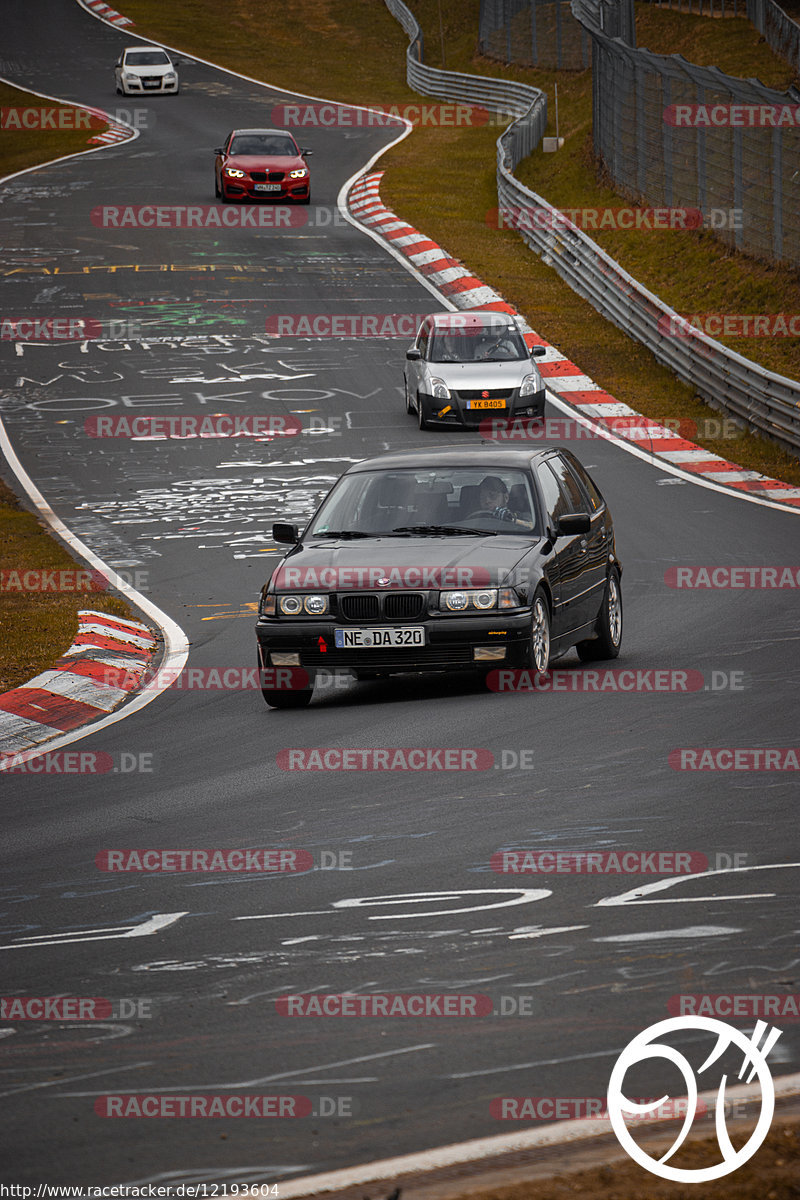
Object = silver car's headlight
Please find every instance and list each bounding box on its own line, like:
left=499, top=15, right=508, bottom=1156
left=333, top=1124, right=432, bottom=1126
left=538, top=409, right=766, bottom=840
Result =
left=430, top=377, right=450, bottom=401
left=520, top=372, right=541, bottom=397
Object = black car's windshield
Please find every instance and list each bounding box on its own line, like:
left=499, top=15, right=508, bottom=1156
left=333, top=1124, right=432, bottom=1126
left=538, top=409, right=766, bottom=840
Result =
left=306, top=468, right=539, bottom=537
left=230, top=135, right=298, bottom=156
left=125, top=51, right=171, bottom=66
left=429, top=326, right=528, bottom=363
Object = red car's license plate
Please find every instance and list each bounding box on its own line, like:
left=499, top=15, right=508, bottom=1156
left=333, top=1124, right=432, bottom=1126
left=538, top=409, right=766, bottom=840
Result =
left=254, top=184, right=281, bottom=192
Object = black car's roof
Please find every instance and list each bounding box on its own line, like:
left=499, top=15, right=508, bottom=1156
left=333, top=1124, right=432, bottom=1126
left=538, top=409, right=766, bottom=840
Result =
left=343, top=446, right=564, bottom=474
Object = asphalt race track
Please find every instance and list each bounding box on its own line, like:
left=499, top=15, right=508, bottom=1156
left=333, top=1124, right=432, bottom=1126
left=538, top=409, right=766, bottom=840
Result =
left=1, top=0, right=798, bottom=1188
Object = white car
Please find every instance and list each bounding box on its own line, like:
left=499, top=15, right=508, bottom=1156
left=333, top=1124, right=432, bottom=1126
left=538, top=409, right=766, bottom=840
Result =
left=114, top=47, right=179, bottom=95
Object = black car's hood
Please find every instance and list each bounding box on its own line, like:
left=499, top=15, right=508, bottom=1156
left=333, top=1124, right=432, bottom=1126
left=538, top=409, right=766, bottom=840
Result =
left=271, top=535, right=539, bottom=590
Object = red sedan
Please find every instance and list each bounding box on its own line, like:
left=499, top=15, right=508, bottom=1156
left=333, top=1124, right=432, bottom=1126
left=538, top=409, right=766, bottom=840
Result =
left=214, top=128, right=312, bottom=204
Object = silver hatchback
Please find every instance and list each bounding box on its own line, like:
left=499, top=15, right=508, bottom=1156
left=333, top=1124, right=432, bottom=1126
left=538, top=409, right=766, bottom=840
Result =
left=404, top=311, right=547, bottom=430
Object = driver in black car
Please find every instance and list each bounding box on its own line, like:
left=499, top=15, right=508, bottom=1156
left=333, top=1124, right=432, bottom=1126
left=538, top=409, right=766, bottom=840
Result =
left=472, top=476, right=534, bottom=528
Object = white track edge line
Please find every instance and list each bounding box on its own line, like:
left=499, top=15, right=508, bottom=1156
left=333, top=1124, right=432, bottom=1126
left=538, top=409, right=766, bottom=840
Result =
left=277, top=1071, right=800, bottom=1197
left=0, top=418, right=189, bottom=770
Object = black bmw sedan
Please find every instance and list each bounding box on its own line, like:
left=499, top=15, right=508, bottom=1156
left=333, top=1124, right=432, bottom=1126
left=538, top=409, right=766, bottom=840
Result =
left=255, top=446, right=623, bottom=707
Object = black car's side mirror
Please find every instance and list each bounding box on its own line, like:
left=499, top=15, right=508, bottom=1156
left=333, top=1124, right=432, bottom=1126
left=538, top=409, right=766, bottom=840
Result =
left=555, top=512, right=590, bottom=537
left=406, top=347, right=422, bottom=361
left=272, top=522, right=300, bottom=544
left=530, top=345, right=547, bottom=357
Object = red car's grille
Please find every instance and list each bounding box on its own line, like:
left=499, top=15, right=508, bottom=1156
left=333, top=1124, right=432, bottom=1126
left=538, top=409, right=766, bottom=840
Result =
left=250, top=171, right=267, bottom=182
left=268, top=171, right=284, bottom=182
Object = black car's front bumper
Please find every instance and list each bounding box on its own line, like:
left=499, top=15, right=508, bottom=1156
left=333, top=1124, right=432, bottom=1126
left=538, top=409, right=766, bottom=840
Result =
left=256, top=612, right=533, bottom=677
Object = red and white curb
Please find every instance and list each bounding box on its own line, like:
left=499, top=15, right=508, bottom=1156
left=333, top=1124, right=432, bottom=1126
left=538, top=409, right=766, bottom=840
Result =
left=0, top=611, right=157, bottom=761
left=81, top=0, right=134, bottom=26
left=348, top=171, right=800, bottom=510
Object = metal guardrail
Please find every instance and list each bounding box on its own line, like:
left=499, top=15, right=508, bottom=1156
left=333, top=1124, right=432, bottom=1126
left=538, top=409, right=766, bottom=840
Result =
left=747, top=0, right=800, bottom=75
left=382, top=0, right=800, bottom=457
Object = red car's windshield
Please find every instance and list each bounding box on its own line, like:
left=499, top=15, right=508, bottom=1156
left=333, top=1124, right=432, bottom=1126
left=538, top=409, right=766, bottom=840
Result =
left=229, top=135, right=298, bottom=156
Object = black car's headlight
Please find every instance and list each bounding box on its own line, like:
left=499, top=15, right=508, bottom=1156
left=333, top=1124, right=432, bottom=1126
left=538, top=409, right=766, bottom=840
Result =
left=260, top=591, right=276, bottom=617
left=439, top=588, right=521, bottom=612
left=278, top=594, right=329, bottom=616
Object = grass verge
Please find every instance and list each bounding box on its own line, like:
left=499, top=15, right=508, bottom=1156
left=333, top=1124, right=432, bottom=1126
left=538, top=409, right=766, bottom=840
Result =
left=111, top=0, right=799, bottom=485
left=0, top=86, right=127, bottom=692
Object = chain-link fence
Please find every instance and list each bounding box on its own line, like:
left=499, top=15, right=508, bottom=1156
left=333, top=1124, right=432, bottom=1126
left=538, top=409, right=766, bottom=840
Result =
left=572, top=0, right=800, bottom=267
left=747, top=0, right=800, bottom=75
left=478, top=0, right=591, bottom=69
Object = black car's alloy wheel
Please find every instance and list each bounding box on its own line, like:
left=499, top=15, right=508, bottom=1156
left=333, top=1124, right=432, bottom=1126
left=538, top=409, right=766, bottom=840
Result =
left=528, top=588, right=551, bottom=672
left=577, top=567, right=622, bottom=661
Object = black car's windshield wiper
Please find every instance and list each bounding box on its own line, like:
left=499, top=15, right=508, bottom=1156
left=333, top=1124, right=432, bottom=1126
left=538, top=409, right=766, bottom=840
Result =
left=310, top=529, right=372, bottom=539
left=390, top=524, right=497, bottom=537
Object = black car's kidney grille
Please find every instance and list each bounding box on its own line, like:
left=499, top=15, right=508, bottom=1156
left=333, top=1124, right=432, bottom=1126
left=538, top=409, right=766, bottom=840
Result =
left=250, top=171, right=267, bottom=182
left=338, top=593, right=426, bottom=622
left=268, top=171, right=284, bottom=182
left=340, top=594, right=380, bottom=621
left=384, top=593, right=425, bottom=620
left=457, top=388, right=514, bottom=400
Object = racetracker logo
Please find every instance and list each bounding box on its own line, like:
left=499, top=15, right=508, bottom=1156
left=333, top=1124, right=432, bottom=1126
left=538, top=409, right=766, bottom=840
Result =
left=277, top=993, right=494, bottom=1016
left=480, top=416, right=744, bottom=441
left=486, top=669, right=705, bottom=692
left=271, top=102, right=491, bottom=127
left=664, top=103, right=800, bottom=126
left=272, top=564, right=492, bottom=589
left=668, top=994, right=800, bottom=1020
left=665, top=567, right=800, bottom=588
left=276, top=748, right=494, bottom=770
left=1, top=317, right=102, bottom=340
left=95, top=849, right=313, bottom=872
left=95, top=1095, right=311, bottom=1118
left=659, top=313, right=800, bottom=338
left=92, top=205, right=306, bottom=229
left=490, top=205, right=703, bottom=232
left=265, top=314, right=422, bottom=338
left=491, top=851, right=707, bottom=874
left=669, top=748, right=799, bottom=770
left=84, top=414, right=301, bottom=439
left=1, top=107, right=105, bottom=130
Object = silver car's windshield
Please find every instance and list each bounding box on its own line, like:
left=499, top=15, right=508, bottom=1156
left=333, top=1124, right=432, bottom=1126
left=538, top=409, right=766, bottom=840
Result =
left=429, top=328, right=528, bottom=363
left=307, top=468, right=539, bottom=536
